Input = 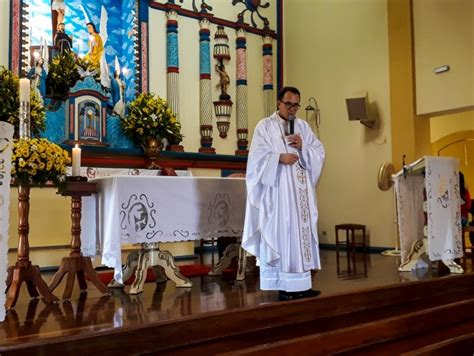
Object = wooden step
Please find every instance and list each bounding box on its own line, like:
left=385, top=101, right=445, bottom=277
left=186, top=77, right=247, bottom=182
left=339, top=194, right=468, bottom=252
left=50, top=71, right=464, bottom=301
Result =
left=2, top=274, right=474, bottom=355
left=225, top=299, right=474, bottom=355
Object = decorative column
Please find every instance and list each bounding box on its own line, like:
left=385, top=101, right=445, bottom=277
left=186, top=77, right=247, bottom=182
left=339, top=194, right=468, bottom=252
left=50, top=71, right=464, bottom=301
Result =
left=262, top=35, right=274, bottom=117
left=166, top=10, right=180, bottom=118
left=166, top=9, right=184, bottom=151
left=10, top=1, right=30, bottom=76
left=235, top=27, right=248, bottom=156
left=198, top=18, right=215, bottom=154
left=213, top=26, right=233, bottom=139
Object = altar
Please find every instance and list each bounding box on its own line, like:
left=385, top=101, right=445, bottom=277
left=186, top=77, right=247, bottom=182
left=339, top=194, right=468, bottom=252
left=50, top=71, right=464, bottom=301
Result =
left=81, top=175, right=246, bottom=291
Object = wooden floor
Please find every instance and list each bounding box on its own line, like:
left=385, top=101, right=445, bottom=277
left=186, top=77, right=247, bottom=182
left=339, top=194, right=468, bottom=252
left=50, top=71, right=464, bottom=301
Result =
left=0, top=249, right=472, bottom=354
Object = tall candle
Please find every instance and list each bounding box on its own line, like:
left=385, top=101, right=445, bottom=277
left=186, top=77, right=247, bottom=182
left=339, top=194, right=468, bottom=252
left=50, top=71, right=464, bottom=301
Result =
left=19, top=78, right=30, bottom=103
left=72, top=144, right=81, bottom=176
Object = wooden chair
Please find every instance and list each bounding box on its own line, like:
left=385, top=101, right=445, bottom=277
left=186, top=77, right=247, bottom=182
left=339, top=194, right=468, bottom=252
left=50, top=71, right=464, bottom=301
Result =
left=335, top=224, right=367, bottom=254
left=335, top=224, right=367, bottom=275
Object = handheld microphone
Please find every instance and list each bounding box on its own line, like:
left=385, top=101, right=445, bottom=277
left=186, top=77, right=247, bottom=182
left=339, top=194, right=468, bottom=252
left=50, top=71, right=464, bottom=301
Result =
left=288, top=115, right=295, bottom=135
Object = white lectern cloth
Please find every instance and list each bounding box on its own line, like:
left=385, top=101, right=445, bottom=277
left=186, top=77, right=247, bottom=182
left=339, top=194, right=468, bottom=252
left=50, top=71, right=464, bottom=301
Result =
left=82, top=176, right=246, bottom=283
left=394, top=156, right=462, bottom=263
left=0, top=122, right=14, bottom=322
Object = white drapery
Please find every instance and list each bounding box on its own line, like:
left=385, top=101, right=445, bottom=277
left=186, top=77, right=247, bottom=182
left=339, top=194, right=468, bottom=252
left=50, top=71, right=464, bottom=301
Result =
left=0, top=122, right=14, bottom=322
left=394, top=156, right=462, bottom=263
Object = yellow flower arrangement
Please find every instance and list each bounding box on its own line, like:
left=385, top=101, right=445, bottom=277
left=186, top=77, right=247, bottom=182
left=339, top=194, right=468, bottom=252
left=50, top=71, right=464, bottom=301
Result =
left=11, top=138, right=70, bottom=186
left=120, top=93, right=183, bottom=146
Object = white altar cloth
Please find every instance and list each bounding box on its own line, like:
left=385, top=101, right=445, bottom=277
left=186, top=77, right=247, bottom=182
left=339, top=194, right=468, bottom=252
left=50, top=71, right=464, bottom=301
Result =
left=81, top=176, right=246, bottom=283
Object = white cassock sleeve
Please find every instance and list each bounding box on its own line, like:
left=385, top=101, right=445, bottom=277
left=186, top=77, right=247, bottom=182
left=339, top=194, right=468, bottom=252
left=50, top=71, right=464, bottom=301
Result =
left=298, top=120, right=325, bottom=186
left=242, top=119, right=281, bottom=262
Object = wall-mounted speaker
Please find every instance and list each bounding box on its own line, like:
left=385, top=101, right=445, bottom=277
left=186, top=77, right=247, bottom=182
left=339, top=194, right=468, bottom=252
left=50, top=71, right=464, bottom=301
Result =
left=346, top=94, right=375, bottom=128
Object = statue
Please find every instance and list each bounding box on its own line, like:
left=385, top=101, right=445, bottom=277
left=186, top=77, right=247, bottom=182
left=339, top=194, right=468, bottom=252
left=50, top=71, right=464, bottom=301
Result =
left=53, top=23, right=73, bottom=55
left=110, top=58, right=126, bottom=118
left=51, top=0, right=66, bottom=26
left=27, top=57, right=47, bottom=102
left=215, top=62, right=230, bottom=100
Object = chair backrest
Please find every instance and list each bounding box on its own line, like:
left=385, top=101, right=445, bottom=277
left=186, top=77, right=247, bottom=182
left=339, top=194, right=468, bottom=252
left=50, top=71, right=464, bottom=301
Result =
left=335, top=224, right=365, bottom=230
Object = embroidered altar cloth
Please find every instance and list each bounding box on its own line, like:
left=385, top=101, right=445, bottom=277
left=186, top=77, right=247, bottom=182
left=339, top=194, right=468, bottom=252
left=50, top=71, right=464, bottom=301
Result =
left=393, top=156, right=462, bottom=263
left=81, top=175, right=246, bottom=283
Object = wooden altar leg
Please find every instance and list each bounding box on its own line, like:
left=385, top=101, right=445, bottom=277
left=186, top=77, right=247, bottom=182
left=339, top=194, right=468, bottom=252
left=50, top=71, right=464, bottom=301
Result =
left=129, top=250, right=150, bottom=295
left=153, top=249, right=192, bottom=288
left=127, top=244, right=193, bottom=295
left=236, top=246, right=247, bottom=281
left=6, top=185, right=58, bottom=309
left=48, top=194, right=108, bottom=300
left=208, top=243, right=239, bottom=276
left=108, top=250, right=140, bottom=288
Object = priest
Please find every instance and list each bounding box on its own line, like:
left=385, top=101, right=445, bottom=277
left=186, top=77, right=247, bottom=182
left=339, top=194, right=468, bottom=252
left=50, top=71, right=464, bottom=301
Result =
left=242, top=86, right=325, bottom=301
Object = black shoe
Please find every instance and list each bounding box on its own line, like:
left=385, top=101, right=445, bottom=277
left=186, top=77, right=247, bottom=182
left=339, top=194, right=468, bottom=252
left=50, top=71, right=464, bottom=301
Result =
left=278, top=290, right=298, bottom=301
left=297, top=289, right=321, bottom=299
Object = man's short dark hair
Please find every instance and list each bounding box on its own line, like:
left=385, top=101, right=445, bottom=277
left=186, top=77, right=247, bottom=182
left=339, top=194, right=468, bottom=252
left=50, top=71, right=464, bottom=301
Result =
left=278, top=86, right=300, bottom=101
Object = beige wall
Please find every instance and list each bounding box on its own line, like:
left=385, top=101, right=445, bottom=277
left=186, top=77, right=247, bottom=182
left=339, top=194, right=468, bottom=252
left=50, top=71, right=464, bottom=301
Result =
left=431, top=110, right=474, bottom=143
left=0, top=0, right=9, bottom=66
left=8, top=187, right=70, bottom=249
left=284, top=0, right=396, bottom=247
left=413, top=0, right=474, bottom=115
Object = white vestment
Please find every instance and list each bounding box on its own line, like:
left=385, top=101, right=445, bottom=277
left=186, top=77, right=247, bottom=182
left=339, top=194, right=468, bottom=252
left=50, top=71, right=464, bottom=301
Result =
left=242, top=112, right=325, bottom=292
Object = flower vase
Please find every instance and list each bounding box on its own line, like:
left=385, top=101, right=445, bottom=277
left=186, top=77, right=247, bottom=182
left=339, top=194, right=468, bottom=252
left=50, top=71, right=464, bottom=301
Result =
left=142, top=136, right=162, bottom=168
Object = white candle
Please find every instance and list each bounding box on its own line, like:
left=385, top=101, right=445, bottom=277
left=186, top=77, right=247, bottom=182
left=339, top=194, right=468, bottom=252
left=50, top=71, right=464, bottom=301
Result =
left=19, top=78, right=30, bottom=103
left=72, top=144, right=81, bottom=176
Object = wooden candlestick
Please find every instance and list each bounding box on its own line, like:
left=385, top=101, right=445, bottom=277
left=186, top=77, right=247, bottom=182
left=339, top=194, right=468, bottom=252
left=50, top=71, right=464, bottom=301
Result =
left=5, top=184, right=59, bottom=309
left=48, top=181, right=109, bottom=300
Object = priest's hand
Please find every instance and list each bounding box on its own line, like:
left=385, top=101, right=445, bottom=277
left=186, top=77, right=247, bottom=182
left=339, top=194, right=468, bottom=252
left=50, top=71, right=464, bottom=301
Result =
left=287, top=134, right=302, bottom=149
left=279, top=153, right=299, bottom=165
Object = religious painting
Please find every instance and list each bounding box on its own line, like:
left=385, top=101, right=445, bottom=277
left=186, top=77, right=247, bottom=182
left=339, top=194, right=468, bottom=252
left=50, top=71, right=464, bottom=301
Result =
left=10, top=0, right=142, bottom=151
left=22, top=0, right=138, bottom=104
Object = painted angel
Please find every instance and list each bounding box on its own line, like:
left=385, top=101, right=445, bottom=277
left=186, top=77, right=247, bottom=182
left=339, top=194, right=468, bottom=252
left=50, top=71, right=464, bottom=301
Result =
left=82, top=5, right=111, bottom=88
